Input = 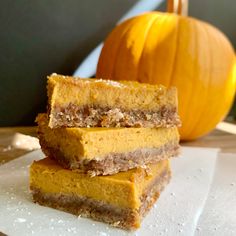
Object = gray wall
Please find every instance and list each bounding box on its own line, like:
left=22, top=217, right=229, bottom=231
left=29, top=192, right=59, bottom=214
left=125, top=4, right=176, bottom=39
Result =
left=190, top=0, right=236, bottom=48
left=0, top=0, right=235, bottom=126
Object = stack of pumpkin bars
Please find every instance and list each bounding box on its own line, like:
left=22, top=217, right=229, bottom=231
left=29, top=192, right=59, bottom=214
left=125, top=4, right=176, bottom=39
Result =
left=30, top=73, right=181, bottom=230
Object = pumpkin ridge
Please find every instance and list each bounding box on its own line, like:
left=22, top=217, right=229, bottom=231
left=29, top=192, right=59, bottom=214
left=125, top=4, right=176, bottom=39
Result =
left=187, top=20, right=212, bottom=138
left=199, top=26, right=235, bottom=137
left=135, top=14, right=160, bottom=83
left=110, top=14, right=157, bottom=82
left=97, top=18, right=136, bottom=79
left=181, top=21, right=206, bottom=139
left=165, top=15, right=180, bottom=88
left=108, top=19, right=139, bottom=81
left=178, top=18, right=197, bottom=138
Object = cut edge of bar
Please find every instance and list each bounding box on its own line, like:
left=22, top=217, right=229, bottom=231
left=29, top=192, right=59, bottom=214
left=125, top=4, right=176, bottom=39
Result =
left=39, top=136, right=179, bottom=176
left=30, top=166, right=171, bottom=230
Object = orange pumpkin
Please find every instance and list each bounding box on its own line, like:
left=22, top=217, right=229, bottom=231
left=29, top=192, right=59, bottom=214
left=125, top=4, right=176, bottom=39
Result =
left=96, top=3, right=236, bottom=140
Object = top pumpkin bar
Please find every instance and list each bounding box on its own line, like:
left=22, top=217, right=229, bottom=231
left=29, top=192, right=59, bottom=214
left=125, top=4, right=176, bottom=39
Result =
left=47, top=74, right=180, bottom=128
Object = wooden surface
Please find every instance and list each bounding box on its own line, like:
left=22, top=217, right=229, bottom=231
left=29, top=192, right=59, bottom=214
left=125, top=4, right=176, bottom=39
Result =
left=0, top=125, right=235, bottom=166
left=0, top=127, right=39, bottom=165
left=183, top=129, right=236, bottom=153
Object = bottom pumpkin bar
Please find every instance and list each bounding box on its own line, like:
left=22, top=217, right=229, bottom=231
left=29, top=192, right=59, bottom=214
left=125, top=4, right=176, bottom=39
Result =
left=30, top=158, right=171, bottom=230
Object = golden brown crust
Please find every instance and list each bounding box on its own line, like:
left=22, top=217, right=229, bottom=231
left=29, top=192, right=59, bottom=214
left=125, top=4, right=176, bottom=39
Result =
left=49, top=104, right=180, bottom=128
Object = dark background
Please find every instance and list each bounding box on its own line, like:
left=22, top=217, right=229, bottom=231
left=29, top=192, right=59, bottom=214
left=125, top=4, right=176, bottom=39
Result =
left=0, top=0, right=235, bottom=126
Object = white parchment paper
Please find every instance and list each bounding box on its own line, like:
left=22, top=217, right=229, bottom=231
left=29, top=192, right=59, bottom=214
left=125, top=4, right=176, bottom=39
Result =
left=0, top=147, right=235, bottom=236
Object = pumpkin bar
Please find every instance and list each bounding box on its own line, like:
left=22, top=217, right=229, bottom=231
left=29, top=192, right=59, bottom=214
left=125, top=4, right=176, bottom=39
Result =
left=30, top=158, right=171, bottom=230
left=47, top=74, right=180, bottom=128
left=36, top=113, right=179, bottom=176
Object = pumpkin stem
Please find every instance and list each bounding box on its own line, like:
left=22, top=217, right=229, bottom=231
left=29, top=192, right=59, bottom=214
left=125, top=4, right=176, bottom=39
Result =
left=167, top=0, right=188, bottom=16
